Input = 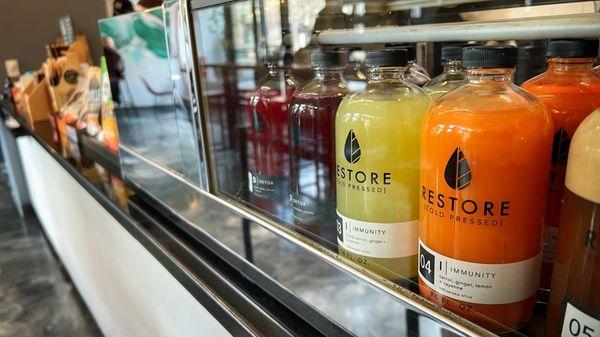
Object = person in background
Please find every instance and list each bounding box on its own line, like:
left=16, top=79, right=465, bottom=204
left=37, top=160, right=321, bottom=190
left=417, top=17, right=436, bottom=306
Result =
left=101, top=37, right=124, bottom=106
left=113, top=0, right=133, bottom=16
left=135, top=0, right=164, bottom=11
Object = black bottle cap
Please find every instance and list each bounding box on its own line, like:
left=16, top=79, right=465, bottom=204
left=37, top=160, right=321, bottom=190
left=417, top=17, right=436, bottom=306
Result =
left=441, top=43, right=472, bottom=61
left=311, top=51, right=346, bottom=66
left=365, top=49, right=408, bottom=67
left=546, top=39, right=599, bottom=58
left=462, top=45, right=517, bottom=69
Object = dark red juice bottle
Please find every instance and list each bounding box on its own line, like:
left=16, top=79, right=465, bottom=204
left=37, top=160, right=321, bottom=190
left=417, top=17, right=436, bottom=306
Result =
left=289, top=51, right=348, bottom=242
left=247, top=57, right=299, bottom=217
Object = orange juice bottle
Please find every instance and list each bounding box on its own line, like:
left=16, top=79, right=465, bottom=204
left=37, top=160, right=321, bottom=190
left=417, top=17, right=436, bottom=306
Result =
left=522, top=39, right=600, bottom=290
left=418, top=45, right=553, bottom=331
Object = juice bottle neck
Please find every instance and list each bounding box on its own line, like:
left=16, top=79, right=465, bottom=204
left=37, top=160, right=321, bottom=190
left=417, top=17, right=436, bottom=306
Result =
left=264, top=64, right=297, bottom=93
left=267, top=64, right=290, bottom=78
left=367, top=66, right=407, bottom=82
left=314, top=66, right=346, bottom=84
left=466, top=68, right=514, bottom=85
left=547, top=58, right=595, bottom=73
left=442, top=60, right=462, bottom=75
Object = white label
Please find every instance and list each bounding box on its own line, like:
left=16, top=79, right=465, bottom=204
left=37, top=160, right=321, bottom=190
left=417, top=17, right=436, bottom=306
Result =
left=418, top=241, right=541, bottom=305
left=561, top=301, right=600, bottom=337
left=543, top=226, right=559, bottom=263
left=336, top=211, right=418, bottom=258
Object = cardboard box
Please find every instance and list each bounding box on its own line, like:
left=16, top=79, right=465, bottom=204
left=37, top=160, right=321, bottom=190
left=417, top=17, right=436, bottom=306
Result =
left=23, top=79, right=53, bottom=127
left=32, top=119, right=60, bottom=153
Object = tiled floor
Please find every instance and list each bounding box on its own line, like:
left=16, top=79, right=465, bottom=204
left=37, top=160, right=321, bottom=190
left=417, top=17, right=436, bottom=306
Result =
left=0, top=163, right=102, bottom=337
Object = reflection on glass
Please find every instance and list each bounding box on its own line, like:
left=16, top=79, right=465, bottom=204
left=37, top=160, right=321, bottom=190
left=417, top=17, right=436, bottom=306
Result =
left=289, top=51, right=348, bottom=243
left=163, top=0, right=205, bottom=186
left=385, top=45, right=431, bottom=86
left=232, top=1, right=256, bottom=65
left=100, top=9, right=173, bottom=108
left=345, top=49, right=367, bottom=92
left=99, top=6, right=202, bottom=184
left=246, top=58, right=299, bottom=217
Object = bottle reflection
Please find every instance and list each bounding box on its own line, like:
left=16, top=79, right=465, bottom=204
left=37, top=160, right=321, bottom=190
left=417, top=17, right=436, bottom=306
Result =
left=289, top=51, right=348, bottom=243
left=246, top=58, right=299, bottom=217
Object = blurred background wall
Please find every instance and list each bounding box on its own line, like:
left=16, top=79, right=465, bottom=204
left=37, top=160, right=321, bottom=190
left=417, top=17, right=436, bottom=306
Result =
left=0, top=0, right=109, bottom=80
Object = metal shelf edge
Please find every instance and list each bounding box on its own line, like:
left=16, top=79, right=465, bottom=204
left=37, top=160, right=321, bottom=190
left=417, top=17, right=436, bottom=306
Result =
left=317, top=13, right=600, bottom=44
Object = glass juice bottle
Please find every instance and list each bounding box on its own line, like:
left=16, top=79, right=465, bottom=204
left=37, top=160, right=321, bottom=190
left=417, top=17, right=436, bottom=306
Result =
left=289, top=51, right=348, bottom=242
left=418, top=45, right=553, bottom=331
left=336, top=49, right=430, bottom=280
left=404, top=46, right=431, bottom=87
left=546, top=110, right=600, bottom=337
left=345, top=50, right=367, bottom=93
left=385, top=45, right=431, bottom=86
left=424, top=44, right=467, bottom=101
left=246, top=58, right=299, bottom=216
left=522, top=39, right=600, bottom=290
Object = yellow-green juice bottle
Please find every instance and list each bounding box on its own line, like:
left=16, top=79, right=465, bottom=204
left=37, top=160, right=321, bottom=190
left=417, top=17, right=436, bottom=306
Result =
left=424, top=44, right=468, bottom=101
left=335, top=49, right=431, bottom=281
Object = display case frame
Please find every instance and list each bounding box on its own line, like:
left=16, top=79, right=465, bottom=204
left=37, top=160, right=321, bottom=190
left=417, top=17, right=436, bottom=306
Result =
left=111, top=0, right=600, bottom=336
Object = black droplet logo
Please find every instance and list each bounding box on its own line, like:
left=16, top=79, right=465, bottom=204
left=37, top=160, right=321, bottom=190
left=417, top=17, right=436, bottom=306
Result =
left=344, top=129, right=361, bottom=164
left=444, top=147, right=471, bottom=190
left=551, top=128, right=570, bottom=165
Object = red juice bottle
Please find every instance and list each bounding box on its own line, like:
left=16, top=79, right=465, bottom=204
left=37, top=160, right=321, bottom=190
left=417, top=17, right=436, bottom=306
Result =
left=247, top=57, right=299, bottom=217
left=289, top=51, right=348, bottom=242
left=522, top=39, right=600, bottom=291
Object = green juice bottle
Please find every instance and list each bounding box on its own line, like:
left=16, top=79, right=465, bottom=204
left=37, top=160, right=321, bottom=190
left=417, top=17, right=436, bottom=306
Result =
left=335, top=49, right=431, bottom=280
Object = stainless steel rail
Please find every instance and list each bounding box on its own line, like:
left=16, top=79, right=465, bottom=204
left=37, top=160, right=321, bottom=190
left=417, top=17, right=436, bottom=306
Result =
left=317, top=13, right=600, bottom=44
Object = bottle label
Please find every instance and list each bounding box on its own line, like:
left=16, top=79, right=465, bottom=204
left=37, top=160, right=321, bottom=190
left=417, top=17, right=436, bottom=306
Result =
left=543, top=226, right=559, bottom=264
left=248, top=171, right=286, bottom=200
left=418, top=241, right=541, bottom=305
left=290, top=192, right=318, bottom=220
left=290, top=193, right=333, bottom=224
left=561, top=300, right=600, bottom=337
left=336, top=211, right=418, bottom=258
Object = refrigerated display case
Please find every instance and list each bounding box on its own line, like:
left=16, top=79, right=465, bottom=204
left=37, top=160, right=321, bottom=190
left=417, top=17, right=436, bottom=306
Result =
left=101, top=1, right=600, bottom=336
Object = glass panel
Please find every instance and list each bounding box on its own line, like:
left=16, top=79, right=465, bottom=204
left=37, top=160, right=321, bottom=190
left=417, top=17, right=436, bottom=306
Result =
left=191, top=1, right=600, bottom=335
left=163, top=0, right=208, bottom=187
left=99, top=5, right=204, bottom=186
